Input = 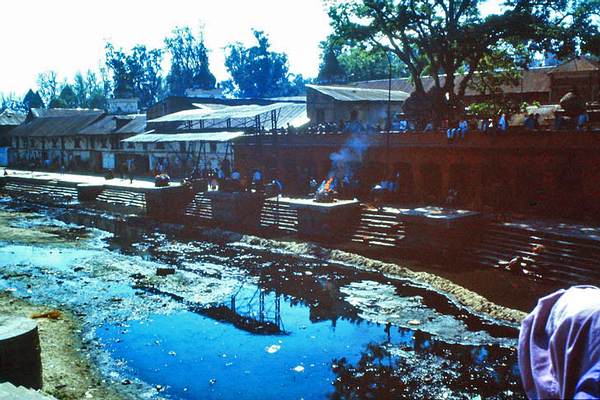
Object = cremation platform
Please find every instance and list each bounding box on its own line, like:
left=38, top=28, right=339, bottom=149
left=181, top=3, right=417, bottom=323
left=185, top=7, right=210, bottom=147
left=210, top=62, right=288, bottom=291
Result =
left=206, top=191, right=263, bottom=229
left=397, top=206, right=483, bottom=256
left=278, top=197, right=361, bottom=242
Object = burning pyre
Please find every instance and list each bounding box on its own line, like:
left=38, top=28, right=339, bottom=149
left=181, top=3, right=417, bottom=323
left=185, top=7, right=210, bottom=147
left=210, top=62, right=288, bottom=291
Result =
left=315, top=176, right=337, bottom=203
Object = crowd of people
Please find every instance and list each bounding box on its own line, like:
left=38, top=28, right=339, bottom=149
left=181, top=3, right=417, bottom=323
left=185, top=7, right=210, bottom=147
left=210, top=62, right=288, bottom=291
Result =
left=296, top=108, right=594, bottom=138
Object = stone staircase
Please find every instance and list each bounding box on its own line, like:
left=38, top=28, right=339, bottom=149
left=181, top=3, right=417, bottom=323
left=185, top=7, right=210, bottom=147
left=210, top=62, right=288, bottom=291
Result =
left=468, top=222, right=600, bottom=285
left=183, top=192, right=213, bottom=220
left=350, top=206, right=405, bottom=248
left=0, top=382, right=56, bottom=399
left=1, top=181, right=77, bottom=204
left=95, top=189, right=146, bottom=211
left=259, top=198, right=298, bottom=232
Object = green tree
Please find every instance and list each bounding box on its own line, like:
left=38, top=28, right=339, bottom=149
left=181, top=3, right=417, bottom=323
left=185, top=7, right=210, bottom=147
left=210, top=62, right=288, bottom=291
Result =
left=22, top=89, right=44, bottom=110
left=0, top=92, right=26, bottom=112
left=165, top=26, right=216, bottom=96
left=317, top=45, right=347, bottom=84
left=339, top=47, right=406, bottom=82
left=327, top=0, right=599, bottom=121
left=73, top=72, right=88, bottom=107
left=224, top=30, right=294, bottom=98
left=36, top=71, right=59, bottom=106
left=59, top=84, right=77, bottom=108
left=105, top=42, right=164, bottom=108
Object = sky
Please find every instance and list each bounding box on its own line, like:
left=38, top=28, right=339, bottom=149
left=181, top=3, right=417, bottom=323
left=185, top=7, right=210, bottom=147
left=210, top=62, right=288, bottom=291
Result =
left=0, top=0, right=333, bottom=96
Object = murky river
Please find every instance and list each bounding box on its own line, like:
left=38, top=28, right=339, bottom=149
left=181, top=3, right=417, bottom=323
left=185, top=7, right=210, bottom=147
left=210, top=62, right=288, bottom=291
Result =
left=0, top=198, right=525, bottom=399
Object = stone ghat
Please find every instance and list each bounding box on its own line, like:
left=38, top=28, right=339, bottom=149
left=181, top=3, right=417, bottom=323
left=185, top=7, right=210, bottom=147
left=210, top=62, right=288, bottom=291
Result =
left=2, top=171, right=600, bottom=288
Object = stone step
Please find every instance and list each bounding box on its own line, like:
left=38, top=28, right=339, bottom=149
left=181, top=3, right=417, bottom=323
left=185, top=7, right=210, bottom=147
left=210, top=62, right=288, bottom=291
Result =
left=0, top=382, right=56, bottom=399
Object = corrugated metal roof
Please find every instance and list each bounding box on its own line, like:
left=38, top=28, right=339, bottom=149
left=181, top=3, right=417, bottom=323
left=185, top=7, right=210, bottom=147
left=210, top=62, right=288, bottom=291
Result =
left=116, top=115, right=147, bottom=134
left=306, top=84, right=409, bottom=102
left=78, top=114, right=146, bottom=135
left=29, top=108, right=103, bottom=119
left=10, top=111, right=104, bottom=137
left=191, top=103, right=230, bottom=110
left=78, top=115, right=118, bottom=135
left=0, top=110, right=26, bottom=126
left=148, top=102, right=308, bottom=131
left=149, top=102, right=304, bottom=122
left=122, top=131, right=245, bottom=143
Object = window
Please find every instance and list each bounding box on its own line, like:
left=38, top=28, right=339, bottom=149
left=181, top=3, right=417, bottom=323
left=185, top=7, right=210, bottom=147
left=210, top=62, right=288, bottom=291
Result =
left=179, top=142, right=186, bottom=152
left=127, top=142, right=135, bottom=149
left=52, top=139, right=58, bottom=148
left=100, top=139, right=107, bottom=149
left=89, top=137, right=95, bottom=149
left=30, top=138, right=36, bottom=147
left=142, top=143, right=148, bottom=151
left=74, top=138, right=81, bottom=149
left=210, top=143, right=217, bottom=153
left=156, top=142, right=165, bottom=150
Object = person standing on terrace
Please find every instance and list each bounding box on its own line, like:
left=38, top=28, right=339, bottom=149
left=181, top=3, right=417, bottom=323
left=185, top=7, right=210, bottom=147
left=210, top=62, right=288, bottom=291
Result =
left=498, top=113, right=508, bottom=133
left=577, top=112, right=590, bottom=132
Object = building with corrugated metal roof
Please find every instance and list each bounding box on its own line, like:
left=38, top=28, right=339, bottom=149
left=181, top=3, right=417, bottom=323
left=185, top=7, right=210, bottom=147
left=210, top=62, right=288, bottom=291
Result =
left=305, top=84, right=408, bottom=128
left=0, top=110, right=26, bottom=166
left=8, top=109, right=147, bottom=172
left=126, top=101, right=308, bottom=176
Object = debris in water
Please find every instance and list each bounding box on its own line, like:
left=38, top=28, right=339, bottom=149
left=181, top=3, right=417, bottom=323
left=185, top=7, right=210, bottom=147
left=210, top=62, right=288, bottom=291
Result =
left=293, top=365, right=305, bottom=372
left=408, top=320, right=421, bottom=326
left=168, top=351, right=177, bottom=356
left=266, top=344, right=281, bottom=354
left=31, top=309, right=62, bottom=319
left=156, top=267, right=176, bottom=276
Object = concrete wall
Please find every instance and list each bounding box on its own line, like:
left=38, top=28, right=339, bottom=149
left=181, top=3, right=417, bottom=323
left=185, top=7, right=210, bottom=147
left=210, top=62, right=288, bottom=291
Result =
left=234, top=130, right=600, bottom=220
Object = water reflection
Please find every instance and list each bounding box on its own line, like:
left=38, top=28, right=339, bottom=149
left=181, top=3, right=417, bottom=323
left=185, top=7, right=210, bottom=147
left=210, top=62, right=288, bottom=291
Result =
left=0, top=200, right=525, bottom=399
left=331, top=331, right=523, bottom=399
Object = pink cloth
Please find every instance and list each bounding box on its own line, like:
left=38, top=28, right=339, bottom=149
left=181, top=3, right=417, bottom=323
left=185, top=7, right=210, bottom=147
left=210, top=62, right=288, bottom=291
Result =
left=519, top=286, right=600, bottom=399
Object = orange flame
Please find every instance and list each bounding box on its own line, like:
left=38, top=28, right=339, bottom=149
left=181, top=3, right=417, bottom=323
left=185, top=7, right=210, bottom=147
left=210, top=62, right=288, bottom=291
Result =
left=324, top=177, right=334, bottom=192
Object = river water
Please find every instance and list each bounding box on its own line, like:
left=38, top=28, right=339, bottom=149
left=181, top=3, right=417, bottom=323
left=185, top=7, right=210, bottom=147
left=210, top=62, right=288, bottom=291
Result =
left=0, top=198, right=525, bottom=399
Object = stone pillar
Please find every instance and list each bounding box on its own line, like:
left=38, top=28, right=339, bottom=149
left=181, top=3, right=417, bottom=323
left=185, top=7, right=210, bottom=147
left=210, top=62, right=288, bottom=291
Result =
left=0, top=317, right=43, bottom=389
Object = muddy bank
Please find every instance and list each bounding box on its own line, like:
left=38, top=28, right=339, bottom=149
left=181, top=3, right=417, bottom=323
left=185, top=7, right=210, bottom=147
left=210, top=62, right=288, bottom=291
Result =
left=193, top=228, right=529, bottom=324
left=0, top=292, right=125, bottom=400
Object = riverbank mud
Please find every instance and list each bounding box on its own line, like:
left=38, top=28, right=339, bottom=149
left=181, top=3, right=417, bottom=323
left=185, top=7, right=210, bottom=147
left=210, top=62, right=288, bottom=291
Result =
left=0, top=292, right=125, bottom=400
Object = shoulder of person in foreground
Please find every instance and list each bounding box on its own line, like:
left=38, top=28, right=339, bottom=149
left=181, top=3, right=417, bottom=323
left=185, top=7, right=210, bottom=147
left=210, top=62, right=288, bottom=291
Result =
left=518, top=285, right=600, bottom=399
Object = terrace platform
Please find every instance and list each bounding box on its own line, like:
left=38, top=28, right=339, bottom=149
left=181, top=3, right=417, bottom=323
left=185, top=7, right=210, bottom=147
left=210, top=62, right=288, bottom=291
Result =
left=0, top=169, right=193, bottom=219
left=397, top=206, right=483, bottom=256
left=205, top=190, right=264, bottom=229
left=278, top=197, right=361, bottom=243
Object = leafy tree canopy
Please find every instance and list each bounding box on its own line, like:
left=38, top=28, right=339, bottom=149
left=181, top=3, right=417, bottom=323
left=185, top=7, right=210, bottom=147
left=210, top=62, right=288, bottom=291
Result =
left=327, top=0, right=599, bottom=121
left=105, top=43, right=164, bottom=108
left=319, top=36, right=408, bottom=83
left=317, top=44, right=347, bottom=84
left=224, top=30, right=297, bottom=98
left=0, top=92, right=26, bottom=113
left=36, top=71, right=59, bottom=106
left=22, top=89, right=44, bottom=110
left=165, top=26, right=216, bottom=96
